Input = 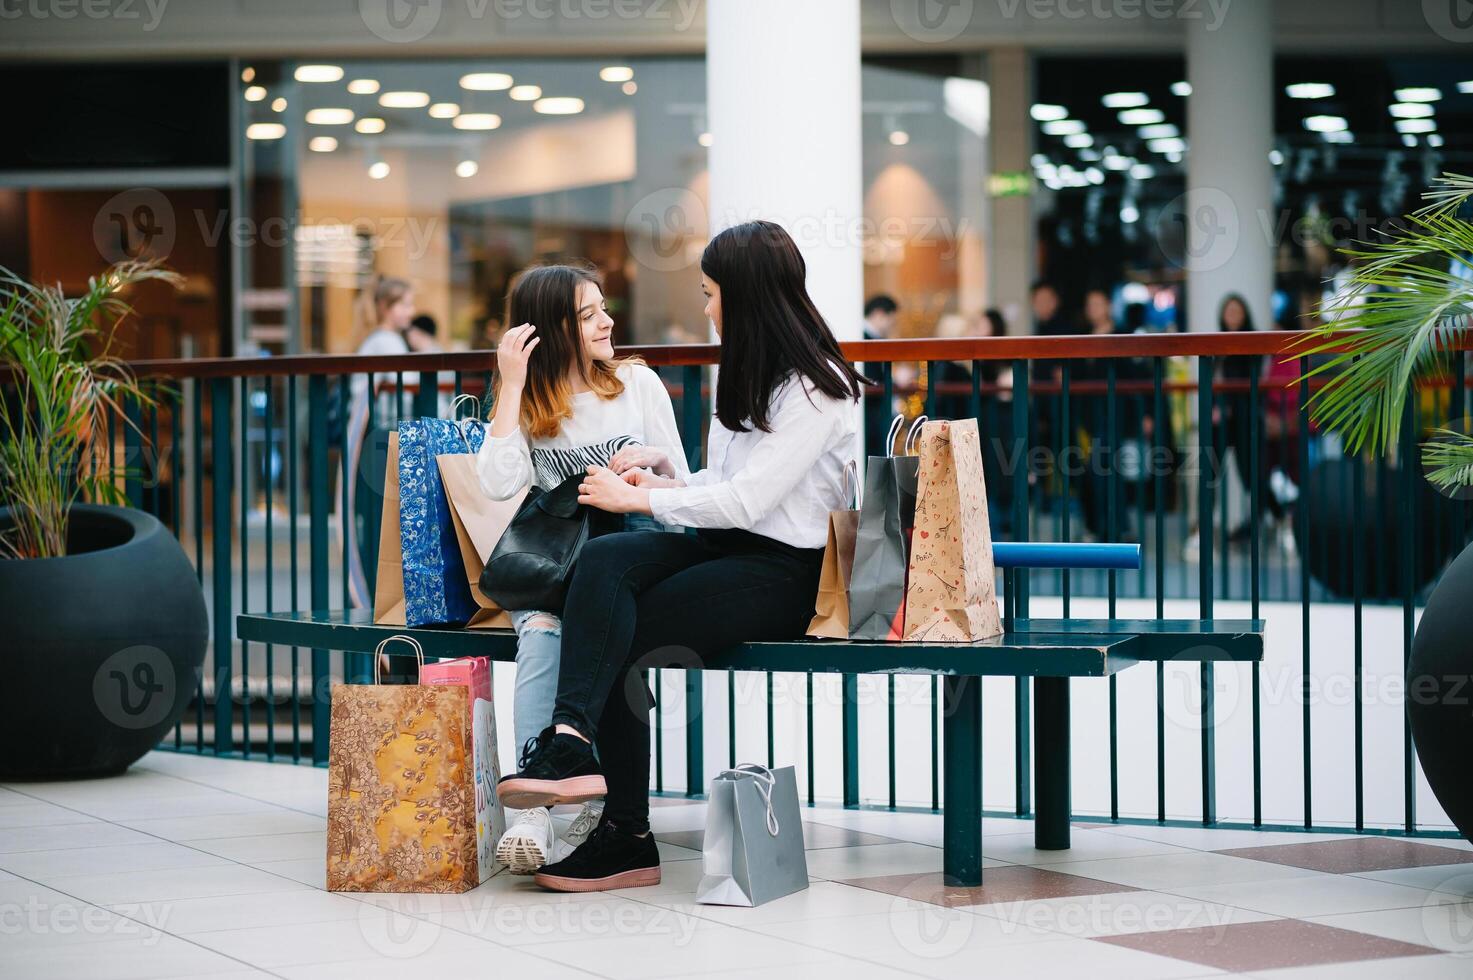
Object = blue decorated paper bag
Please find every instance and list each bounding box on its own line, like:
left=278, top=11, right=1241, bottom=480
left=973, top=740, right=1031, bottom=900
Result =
left=399, top=417, right=486, bottom=627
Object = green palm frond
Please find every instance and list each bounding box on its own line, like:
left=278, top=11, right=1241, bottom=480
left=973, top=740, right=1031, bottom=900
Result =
left=0, top=260, right=181, bottom=559
left=1422, top=428, right=1473, bottom=493
left=1296, top=174, right=1473, bottom=468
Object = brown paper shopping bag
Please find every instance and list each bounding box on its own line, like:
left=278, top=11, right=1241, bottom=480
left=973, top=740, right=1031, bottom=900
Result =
left=327, top=636, right=486, bottom=893
left=435, top=452, right=527, bottom=629
left=372, top=430, right=405, bottom=625
left=807, top=462, right=860, bottom=639
left=902, top=419, right=1002, bottom=642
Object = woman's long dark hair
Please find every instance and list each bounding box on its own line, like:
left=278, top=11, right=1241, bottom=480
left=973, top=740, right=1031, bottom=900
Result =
left=701, top=220, right=867, bottom=432
left=1218, top=293, right=1255, bottom=331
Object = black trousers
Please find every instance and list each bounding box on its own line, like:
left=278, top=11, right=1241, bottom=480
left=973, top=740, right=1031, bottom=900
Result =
left=550, top=527, right=824, bottom=834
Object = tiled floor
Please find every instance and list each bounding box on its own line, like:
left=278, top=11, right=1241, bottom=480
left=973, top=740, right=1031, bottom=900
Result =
left=2, top=753, right=1472, bottom=979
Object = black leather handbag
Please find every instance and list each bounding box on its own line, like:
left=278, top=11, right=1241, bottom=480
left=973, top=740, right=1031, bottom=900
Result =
left=479, top=473, right=593, bottom=614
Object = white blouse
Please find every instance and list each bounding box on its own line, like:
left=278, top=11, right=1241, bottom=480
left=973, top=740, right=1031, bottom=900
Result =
left=648, top=371, right=859, bottom=549
left=476, top=363, right=689, bottom=501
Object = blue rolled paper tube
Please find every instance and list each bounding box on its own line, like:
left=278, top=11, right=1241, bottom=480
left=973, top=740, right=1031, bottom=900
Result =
left=991, top=542, right=1141, bottom=570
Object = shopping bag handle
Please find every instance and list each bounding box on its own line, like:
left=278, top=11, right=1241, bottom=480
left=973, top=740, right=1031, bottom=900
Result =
left=884, top=414, right=904, bottom=458
left=448, top=394, right=485, bottom=453
left=841, top=459, right=859, bottom=509
left=373, top=634, right=425, bottom=684
left=904, top=415, right=929, bottom=456
left=720, top=763, right=781, bottom=837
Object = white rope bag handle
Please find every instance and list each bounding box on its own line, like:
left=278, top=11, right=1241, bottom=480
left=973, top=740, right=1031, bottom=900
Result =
left=720, top=763, right=781, bottom=837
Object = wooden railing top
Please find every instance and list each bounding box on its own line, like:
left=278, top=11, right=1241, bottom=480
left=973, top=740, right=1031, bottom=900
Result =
left=118, top=329, right=1418, bottom=380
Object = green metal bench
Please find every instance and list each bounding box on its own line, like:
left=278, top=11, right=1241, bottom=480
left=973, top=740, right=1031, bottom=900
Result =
left=236, top=609, right=1263, bottom=885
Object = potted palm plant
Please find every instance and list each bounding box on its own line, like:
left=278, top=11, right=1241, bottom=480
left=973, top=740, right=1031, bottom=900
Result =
left=0, top=260, right=207, bottom=778
left=1300, top=173, right=1473, bottom=840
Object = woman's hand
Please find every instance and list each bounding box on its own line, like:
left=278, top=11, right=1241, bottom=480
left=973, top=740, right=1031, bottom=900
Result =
left=496, top=323, right=539, bottom=391
left=578, top=465, right=651, bottom=514
left=608, top=444, right=676, bottom=478
left=622, top=468, right=684, bottom=490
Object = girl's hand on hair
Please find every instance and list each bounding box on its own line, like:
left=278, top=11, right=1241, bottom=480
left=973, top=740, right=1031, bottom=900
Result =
left=608, top=444, right=676, bottom=478
left=578, top=465, right=651, bottom=514
left=496, top=323, right=539, bottom=391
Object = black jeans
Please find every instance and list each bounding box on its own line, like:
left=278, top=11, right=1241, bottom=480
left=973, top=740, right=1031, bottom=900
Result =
left=550, top=527, right=824, bottom=835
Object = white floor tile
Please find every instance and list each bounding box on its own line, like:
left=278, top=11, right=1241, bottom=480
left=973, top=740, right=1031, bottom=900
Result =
left=70, top=792, right=286, bottom=822
left=0, top=934, right=250, bottom=980
left=253, top=857, right=327, bottom=889
left=1307, top=901, right=1473, bottom=956
left=0, top=841, right=231, bottom=879
left=112, top=888, right=373, bottom=935
left=116, top=811, right=326, bottom=842
left=528, top=916, right=839, bottom=979
left=752, top=905, right=1060, bottom=961
left=643, top=880, right=905, bottom=925
left=275, top=945, right=603, bottom=980
left=0, top=802, right=99, bottom=829
left=1097, top=823, right=1359, bottom=851
left=1044, top=851, right=1322, bottom=891
left=187, top=914, right=498, bottom=967
left=49, top=863, right=310, bottom=906
left=1240, top=953, right=1471, bottom=979
left=1169, top=873, right=1446, bottom=918
left=982, top=828, right=1198, bottom=865
left=1351, top=865, right=1473, bottom=899
left=188, top=831, right=325, bottom=864
left=0, top=822, right=159, bottom=854
left=970, top=888, right=1280, bottom=939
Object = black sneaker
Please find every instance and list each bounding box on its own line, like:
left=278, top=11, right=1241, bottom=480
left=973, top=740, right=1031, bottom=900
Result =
left=497, top=726, right=606, bottom=809
left=533, top=818, right=660, bottom=892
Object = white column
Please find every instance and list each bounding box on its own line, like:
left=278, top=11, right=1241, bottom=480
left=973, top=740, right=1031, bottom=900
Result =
left=1185, top=0, right=1273, bottom=332
left=706, top=0, right=864, bottom=342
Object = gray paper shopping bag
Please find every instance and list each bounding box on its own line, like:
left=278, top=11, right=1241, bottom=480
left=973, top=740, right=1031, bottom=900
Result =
left=696, top=765, right=808, bottom=907
left=849, top=415, right=926, bottom=640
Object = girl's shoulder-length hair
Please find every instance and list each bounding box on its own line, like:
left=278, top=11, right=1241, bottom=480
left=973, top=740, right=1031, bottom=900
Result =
left=498, top=263, right=644, bottom=440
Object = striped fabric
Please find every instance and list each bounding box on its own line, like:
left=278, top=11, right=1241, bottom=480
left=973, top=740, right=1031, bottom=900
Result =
left=530, top=434, right=639, bottom=490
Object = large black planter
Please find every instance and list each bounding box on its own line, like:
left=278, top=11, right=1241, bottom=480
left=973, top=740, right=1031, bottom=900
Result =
left=1410, top=541, right=1473, bottom=842
left=0, top=504, right=207, bottom=779
left=1296, top=458, right=1465, bottom=600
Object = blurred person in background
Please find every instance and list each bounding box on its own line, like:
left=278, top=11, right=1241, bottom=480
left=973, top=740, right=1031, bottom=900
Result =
left=1077, top=288, right=1147, bottom=540
left=863, top=294, right=898, bottom=339
left=406, top=313, right=442, bottom=352
left=932, top=309, right=1013, bottom=533
left=1217, top=293, right=1287, bottom=542
left=862, top=294, right=900, bottom=456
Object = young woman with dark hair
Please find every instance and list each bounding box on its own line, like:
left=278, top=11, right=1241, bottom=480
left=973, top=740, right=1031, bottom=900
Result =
left=1216, top=293, right=1286, bottom=538
left=475, top=263, right=687, bottom=875
left=497, top=220, right=867, bottom=892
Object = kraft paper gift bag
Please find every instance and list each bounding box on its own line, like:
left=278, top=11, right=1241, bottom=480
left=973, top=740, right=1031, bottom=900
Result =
left=849, top=415, right=926, bottom=640
left=696, top=765, right=808, bottom=908
left=902, top=418, right=1003, bottom=642
left=327, top=636, right=496, bottom=892
left=435, top=450, right=527, bottom=630
left=373, top=431, right=407, bottom=625
left=807, top=461, right=860, bottom=639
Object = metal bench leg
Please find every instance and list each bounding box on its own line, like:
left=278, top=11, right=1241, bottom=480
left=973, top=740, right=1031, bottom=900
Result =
left=942, top=675, right=982, bottom=886
left=1034, top=676, right=1071, bottom=850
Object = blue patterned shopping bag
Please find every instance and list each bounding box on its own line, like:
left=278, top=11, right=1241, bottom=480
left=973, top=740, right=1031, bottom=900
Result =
left=399, top=416, right=486, bottom=627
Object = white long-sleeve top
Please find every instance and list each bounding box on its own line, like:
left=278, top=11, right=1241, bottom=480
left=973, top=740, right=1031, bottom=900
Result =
left=648, top=372, right=859, bottom=549
left=475, top=362, right=689, bottom=501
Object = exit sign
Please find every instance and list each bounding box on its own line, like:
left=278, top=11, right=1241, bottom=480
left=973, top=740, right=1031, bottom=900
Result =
left=987, top=172, right=1034, bottom=197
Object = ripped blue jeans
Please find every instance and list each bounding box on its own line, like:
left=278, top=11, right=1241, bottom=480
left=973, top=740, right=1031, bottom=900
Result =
left=508, top=513, right=664, bottom=756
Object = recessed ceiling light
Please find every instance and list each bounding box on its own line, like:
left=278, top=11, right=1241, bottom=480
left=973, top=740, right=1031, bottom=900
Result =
left=1148, top=137, right=1186, bottom=153
left=1102, top=92, right=1148, bottom=108
left=1118, top=108, right=1165, bottom=125
left=698, top=131, right=714, bottom=147
left=1394, top=118, right=1436, bottom=133
left=1138, top=123, right=1178, bottom=140
left=1402, top=133, right=1418, bottom=147
left=368, top=161, right=390, bottom=180
left=305, top=108, right=355, bottom=125
left=1103, top=153, right=1131, bottom=170
left=308, top=136, right=338, bottom=152
left=1285, top=82, right=1335, bottom=99
left=428, top=102, right=461, bottom=118
left=347, top=79, right=380, bottom=95
left=889, top=130, right=910, bottom=146
left=622, top=81, right=638, bottom=95
left=1063, top=133, right=1093, bottom=148
left=509, top=85, right=541, bottom=102
left=453, top=113, right=502, bottom=130
left=460, top=72, right=514, bottom=91
left=271, top=97, right=287, bottom=112
left=1269, top=149, right=1284, bottom=165
left=1030, top=103, right=1068, bottom=121
left=534, top=97, right=584, bottom=115
left=1395, top=87, right=1441, bottom=102
left=1303, top=115, right=1348, bottom=132
left=1041, top=119, right=1085, bottom=135
left=355, top=117, right=386, bottom=134
left=1388, top=103, right=1434, bottom=118
left=1429, top=133, right=1445, bottom=147
left=599, top=66, right=634, bottom=83
left=1130, top=163, right=1155, bottom=179
left=455, top=159, right=479, bottom=178
left=294, top=65, right=343, bottom=83
left=246, top=123, right=286, bottom=140
left=241, top=67, right=255, bottom=83
left=1458, top=81, right=1473, bottom=94
left=1323, top=131, right=1354, bottom=144
left=244, top=85, right=266, bottom=102
left=1171, top=81, right=1191, bottom=96
left=379, top=91, right=430, bottom=108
